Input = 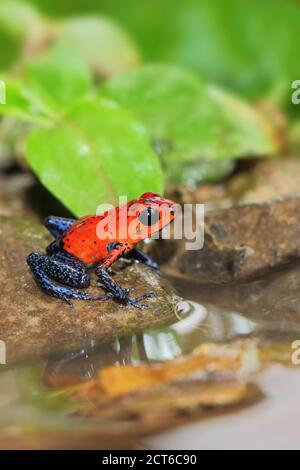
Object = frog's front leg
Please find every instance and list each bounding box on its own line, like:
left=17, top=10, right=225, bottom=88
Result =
left=130, top=248, right=161, bottom=274
left=27, top=252, right=109, bottom=305
left=44, top=216, right=77, bottom=238
left=96, top=267, right=154, bottom=309
left=96, top=245, right=154, bottom=309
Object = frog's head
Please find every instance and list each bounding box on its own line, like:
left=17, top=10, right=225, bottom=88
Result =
left=125, top=192, right=177, bottom=244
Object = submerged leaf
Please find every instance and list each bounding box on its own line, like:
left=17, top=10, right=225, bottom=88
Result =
left=71, top=340, right=260, bottom=430
left=92, top=339, right=259, bottom=398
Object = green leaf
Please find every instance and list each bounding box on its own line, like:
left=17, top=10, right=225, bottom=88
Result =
left=181, top=159, right=235, bottom=186
left=0, top=0, right=45, bottom=70
left=54, top=16, right=140, bottom=78
left=33, top=0, right=300, bottom=106
left=0, top=0, right=42, bottom=37
left=0, top=76, right=52, bottom=125
left=208, top=85, right=277, bottom=157
left=101, top=65, right=277, bottom=183
left=102, top=65, right=221, bottom=165
left=0, top=29, right=20, bottom=71
left=26, top=98, right=163, bottom=216
left=99, top=0, right=300, bottom=105
left=1, top=44, right=94, bottom=121
left=0, top=45, right=163, bottom=213
left=25, top=44, right=93, bottom=110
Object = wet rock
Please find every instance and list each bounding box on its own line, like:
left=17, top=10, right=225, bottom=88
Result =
left=168, top=156, right=300, bottom=209
left=0, top=171, right=72, bottom=221
left=228, top=157, right=300, bottom=203
left=164, top=196, right=300, bottom=283
left=171, top=263, right=300, bottom=325
left=168, top=182, right=228, bottom=205
left=0, top=172, right=36, bottom=218
left=0, top=216, right=179, bottom=364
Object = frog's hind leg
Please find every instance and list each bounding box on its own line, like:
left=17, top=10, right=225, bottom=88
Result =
left=44, top=216, right=77, bottom=238
left=27, top=252, right=110, bottom=305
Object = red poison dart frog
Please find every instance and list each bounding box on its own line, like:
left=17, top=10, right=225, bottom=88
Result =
left=27, top=193, right=176, bottom=309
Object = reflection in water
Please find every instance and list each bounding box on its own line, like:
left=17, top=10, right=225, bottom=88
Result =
left=0, top=297, right=264, bottom=437
left=44, top=337, right=133, bottom=386
left=140, top=332, right=182, bottom=362
left=144, top=300, right=256, bottom=357
left=169, top=264, right=300, bottom=329
left=202, top=307, right=255, bottom=340
left=173, top=300, right=207, bottom=335
left=2, top=264, right=300, bottom=437
left=42, top=299, right=257, bottom=382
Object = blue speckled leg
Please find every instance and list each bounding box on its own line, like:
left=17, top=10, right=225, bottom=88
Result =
left=130, top=248, right=161, bottom=274
left=96, top=267, right=154, bottom=310
left=44, top=216, right=77, bottom=238
left=27, top=252, right=110, bottom=305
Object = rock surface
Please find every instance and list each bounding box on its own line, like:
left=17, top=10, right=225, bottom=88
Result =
left=171, top=157, right=300, bottom=207
left=0, top=216, right=179, bottom=364
left=228, top=157, right=300, bottom=203
left=163, top=196, right=300, bottom=283
left=170, top=263, right=300, bottom=325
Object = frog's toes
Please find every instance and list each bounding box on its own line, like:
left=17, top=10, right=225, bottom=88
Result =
left=123, top=292, right=155, bottom=309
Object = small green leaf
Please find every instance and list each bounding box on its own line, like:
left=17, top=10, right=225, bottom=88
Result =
left=1, top=45, right=93, bottom=122
left=208, top=85, right=277, bottom=158
left=54, top=16, right=141, bottom=78
left=1, top=46, right=163, bottom=213
left=26, top=98, right=163, bottom=216
left=92, top=0, right=300, bottom=105
left=0, top=29, right=20, bottom=71
left=0, top=76, right=52, bottom=125
left=25, top=44, right=93, bottom=110
left=0, top=0, right=45, bottom=70
left=101, top=65, right=278, bottom=183
left=0, top=0, right=42, bottom=38
left=180, top=159, right=235, bottom=186
left=102, top=65, right=223, bottom=162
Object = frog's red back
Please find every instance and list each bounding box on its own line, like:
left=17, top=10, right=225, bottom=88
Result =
left=61, top=215, right=109, bottom=264
left=60, top=193, right=176, bottom=265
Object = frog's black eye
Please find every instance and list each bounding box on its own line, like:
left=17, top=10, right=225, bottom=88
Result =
left=138, top=207, right=160, bottom=226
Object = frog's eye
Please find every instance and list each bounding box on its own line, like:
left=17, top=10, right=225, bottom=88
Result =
left=138, top=207, right=160, bottom=226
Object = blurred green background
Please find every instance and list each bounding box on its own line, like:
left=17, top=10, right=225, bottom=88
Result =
left=24, top=0, right=300, bottom=107
left=1, top=0, right=300, bottom=213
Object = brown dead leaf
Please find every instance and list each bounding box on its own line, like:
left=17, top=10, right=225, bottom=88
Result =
left=68, top=340, right=262, bottom=435
left=74, top=380, right=262, bottom=439
left=98, top=339, right=259, bottom=398
left=71, top=339, right=259, bottom=404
